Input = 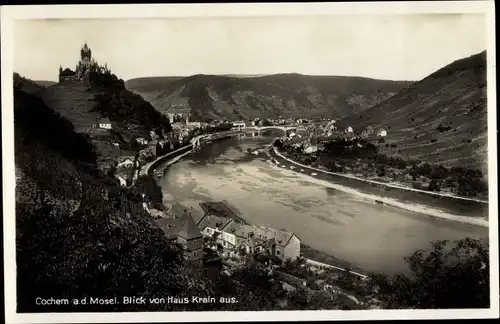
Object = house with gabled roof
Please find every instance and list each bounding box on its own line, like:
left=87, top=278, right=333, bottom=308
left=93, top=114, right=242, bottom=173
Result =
left=230, top=225, right=300, bottom=261
left=155, top=203, right=204, bottom=265
left=155, top=217, right=182, bottom=240
left=196, top=214, right=238, bottom=251
left=177, top=210, right=204, bottom=264
left=98, top=117, right=112, bottom=129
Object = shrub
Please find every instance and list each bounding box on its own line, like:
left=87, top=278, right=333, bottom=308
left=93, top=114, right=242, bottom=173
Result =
left=370, top=238, right=489, bottom=309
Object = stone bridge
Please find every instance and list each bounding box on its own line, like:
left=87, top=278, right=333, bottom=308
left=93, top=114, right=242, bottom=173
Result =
left=237, top=125, right=298, bottom=135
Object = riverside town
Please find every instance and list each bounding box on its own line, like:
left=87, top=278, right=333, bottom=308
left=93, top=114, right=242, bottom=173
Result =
left=9, top=8, right=494, bottom=319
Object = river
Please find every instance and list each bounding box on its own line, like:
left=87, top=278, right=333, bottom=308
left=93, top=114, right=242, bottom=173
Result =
left=159, top=134, right=488, bottom=275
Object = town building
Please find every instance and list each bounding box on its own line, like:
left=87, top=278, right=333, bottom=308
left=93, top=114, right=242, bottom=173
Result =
left=115, top=175, right=127, bottom=187
left=196, top=201, right=301, bottom=261
left=117, top=158, right=135, bottom=169
left=378, top=129, right=388, bottom=137
left=156, top=201, right=300, bottom=265
left=197, top=215, right=238, bottom=255
left=98, top=117, right=112, bottom=130
left=155, top=204, right=204, bottom=265
left=304, top=145, right=318, bottom=154
left=177, top=210, right=204, bottom=265
left=136, top=137, right=149, bottom=145
left=187, top=121, right=202, bottom=129
left=230, top=225, right=301, bottom=261
left=232, top=121, right=246, bottom=131
left=118, top=150, right=136, bottom=161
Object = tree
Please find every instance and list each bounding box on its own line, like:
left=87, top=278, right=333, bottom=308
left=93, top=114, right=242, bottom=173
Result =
left=261, top=119, right=273, bottom=126
left=372, top=238, right=489, bottom=309
left=131, top=175, right=163, bottom=204
left=427, top=179, right=441, bottom=192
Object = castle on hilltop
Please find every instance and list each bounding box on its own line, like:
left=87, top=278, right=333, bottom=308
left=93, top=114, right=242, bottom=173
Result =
left=58, top=42, right=110, bottom=83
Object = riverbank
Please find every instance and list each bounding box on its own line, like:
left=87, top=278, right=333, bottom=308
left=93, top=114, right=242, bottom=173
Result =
left=269, top=147, right=488, bottom=228
left=300, top=244, right=366, bottom=275
left=146, top=135, right=374, bottom=275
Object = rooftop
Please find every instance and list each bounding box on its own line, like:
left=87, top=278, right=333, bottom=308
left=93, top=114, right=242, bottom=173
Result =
left=232, top=225, right=294, bottom=247
left=178, top=211, right=203, bottom=240
left=155, top=218, right=182, bottom=239
left=99, top=117, right=111, bottom=124
left=170, top=202, right=204, bottom=223
left=197, top=214, right=233, bottom=231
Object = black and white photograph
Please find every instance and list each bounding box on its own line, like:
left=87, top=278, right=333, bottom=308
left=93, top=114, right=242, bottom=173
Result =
left=2, top=2, right=498, bottom=322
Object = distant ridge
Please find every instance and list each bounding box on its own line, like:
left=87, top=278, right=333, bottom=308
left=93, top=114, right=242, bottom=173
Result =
left=34, top=80, right=57, bottom=88
left=125, top=73, right=412, bottom=121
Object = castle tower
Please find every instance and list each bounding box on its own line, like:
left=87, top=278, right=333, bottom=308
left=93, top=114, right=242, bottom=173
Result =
left=80, top=42, right=92, bottom=69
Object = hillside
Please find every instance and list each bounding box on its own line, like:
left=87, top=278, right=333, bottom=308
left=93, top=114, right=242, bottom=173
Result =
left=125, top=74, right=413, bottom=121
left=338, top=51, right=488, bottom=171
left=41, top=75, right=171, bottom=138
left=34, top=80, right=57, bottom=88
left=125, top=76, right=184, bottom=101
left=32, top=71, right=172, bottom=171
left=13, top=73, right=46, bottom=96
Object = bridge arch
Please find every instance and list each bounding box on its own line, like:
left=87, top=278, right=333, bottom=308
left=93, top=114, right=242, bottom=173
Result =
left=243, top=125, right=297, bottom=136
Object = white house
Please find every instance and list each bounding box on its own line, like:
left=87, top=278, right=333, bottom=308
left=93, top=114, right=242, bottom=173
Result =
left=346, top=126, right=354, bottom=133
left=136, top=137, right=148, bottom=145
left=197, top=214, right=236, bottom=250
left=232, top=121, right=246, bottom=131
left=231, top=224, right=301, bottom=261
left=115, top=175, right=127, bottom=187
left=304, top=145, right=318, bottom=154
left=378, top=129, right=388, bottom=137
left=117, top=158, right=135, bottom=169
left=187, top=121, right=202, bottom=129
left=98, top=117, right=112, bottom=129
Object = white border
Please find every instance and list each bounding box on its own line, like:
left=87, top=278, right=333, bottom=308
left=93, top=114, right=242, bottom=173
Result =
left=2, top=2, right=498, bottom=322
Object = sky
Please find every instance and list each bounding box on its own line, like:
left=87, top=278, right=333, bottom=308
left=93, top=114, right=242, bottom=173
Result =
left=14, top=14, right=486, bottom=82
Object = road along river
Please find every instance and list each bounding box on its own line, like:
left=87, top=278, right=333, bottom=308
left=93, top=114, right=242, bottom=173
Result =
left=158, top=134, right=488, bottom=275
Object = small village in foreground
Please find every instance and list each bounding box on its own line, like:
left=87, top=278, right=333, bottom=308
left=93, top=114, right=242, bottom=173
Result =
left=144, top=199, right=377, bottom=308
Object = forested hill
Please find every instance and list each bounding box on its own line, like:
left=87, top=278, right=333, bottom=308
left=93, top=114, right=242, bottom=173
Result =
left=125, top=73, right=413, bottom=121
left=14, top=72, right=47, bottom=96
left=40, top=71, right=172, bottom=142
left=338, top=51, right=488, bottom=170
